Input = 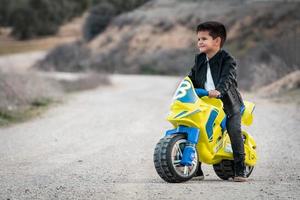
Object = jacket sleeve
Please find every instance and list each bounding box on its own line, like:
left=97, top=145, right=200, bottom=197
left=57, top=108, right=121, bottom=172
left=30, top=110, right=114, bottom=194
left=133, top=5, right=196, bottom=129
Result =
left=215, top=56, right=237, bottom=96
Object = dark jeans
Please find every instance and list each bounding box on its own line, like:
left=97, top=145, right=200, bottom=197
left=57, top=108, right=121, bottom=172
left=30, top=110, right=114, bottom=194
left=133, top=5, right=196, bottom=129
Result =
left=197, top=112, right=245, bottom=176
left=226, top=111, right=245, bottom=175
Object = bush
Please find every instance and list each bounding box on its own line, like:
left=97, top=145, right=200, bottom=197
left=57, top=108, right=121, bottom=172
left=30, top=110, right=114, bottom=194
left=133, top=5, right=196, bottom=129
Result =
left=35, top=41, right=91, bottom=72
left=83, top=0, right=149, bottom=41
left=0, top=70, right=62, bottom=113
left=83, top=2, right=116, bottom=41
left=11, top=0, right=59, bottom=39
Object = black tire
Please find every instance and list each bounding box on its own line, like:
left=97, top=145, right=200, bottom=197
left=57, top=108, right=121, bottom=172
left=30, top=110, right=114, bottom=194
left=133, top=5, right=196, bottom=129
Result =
left=213, top=160, right=235, bottom=180
left=153, top=134, right=199, bottom=183
left=213, top=160, right=254, bottom=180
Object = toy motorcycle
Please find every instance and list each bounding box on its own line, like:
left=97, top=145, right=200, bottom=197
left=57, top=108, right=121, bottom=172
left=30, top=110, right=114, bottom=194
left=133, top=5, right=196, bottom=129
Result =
left=153, top=77, right=257, bottom=183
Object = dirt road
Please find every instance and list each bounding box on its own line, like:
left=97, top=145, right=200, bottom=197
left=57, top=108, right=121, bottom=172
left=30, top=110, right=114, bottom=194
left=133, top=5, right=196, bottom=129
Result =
left=0, top=75, right=299, bottom=199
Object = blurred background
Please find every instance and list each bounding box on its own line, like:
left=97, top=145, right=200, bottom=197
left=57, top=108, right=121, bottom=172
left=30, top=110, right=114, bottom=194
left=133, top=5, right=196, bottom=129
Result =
left=0, top=0, right=299, bottom=125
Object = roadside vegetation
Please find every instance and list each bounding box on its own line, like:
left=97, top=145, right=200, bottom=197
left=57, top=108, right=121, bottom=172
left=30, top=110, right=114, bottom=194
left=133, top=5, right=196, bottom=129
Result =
left=0, top=0, right=148, bottom=40
left=0, top=70, right=62, bottom=126
left=0, top=70, right=110, bottom=127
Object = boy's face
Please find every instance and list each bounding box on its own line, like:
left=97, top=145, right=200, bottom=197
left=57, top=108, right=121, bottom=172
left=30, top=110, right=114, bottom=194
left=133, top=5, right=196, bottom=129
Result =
left=197, top=31, right=221, bottom=54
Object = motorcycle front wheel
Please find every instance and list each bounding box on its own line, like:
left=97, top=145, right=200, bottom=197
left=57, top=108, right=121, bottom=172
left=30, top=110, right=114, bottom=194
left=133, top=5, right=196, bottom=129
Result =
left=153, top=134, right=199, bottom=183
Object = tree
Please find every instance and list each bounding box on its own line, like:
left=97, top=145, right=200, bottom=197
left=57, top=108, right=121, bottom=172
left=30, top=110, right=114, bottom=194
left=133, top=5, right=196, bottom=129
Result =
left=4, top=0, right=88, bottom=40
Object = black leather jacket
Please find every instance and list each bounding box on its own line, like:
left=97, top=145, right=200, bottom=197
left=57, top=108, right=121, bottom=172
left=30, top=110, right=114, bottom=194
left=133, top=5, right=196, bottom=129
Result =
left=188, top=49, right=244, bottom=116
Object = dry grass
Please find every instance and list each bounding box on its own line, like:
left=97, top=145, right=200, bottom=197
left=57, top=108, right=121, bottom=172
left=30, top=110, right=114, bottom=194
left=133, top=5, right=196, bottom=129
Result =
left=0, top=70, right=63, bottom=110
left=0, top=69, right=110, bottom=127
left=257, top=70, right=300, bottom=104
left=0, top=99, right=58, bottom=127
left=0, top=70, right=63, bottom=126
left=0, top=36, right=78, bottom=55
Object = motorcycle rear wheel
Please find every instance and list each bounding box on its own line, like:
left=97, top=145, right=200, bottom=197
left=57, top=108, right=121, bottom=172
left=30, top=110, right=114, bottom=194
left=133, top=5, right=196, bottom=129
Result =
left=213, top=160, right=254, bottom=180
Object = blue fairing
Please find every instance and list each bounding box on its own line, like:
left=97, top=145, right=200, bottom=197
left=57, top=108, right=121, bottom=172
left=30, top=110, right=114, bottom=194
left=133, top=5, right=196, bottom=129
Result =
left=221, top=117, right=227, bottom=131
left=205, top=109, right=218, bottom=141
left=165, top=126, right=200, bottom=144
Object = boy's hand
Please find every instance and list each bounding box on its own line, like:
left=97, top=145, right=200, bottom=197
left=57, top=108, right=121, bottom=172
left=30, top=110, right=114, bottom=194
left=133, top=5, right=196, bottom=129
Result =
left=208, top=90, right=221, bottom=98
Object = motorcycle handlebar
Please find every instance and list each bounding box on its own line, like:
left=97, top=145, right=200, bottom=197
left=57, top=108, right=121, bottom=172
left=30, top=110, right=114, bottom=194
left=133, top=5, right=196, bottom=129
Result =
left=195, top=88, right=209, bottom=97
left=195, top=88, right=222, bottom=99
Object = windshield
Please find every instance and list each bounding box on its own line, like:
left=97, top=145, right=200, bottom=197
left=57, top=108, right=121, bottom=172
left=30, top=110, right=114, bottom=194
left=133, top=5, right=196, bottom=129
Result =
left=173, top=77, right=198, bottom=103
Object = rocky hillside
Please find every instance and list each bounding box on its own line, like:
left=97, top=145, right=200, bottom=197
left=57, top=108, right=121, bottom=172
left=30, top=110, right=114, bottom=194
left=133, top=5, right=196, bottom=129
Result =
left=37, top=0, right=300, bottom=91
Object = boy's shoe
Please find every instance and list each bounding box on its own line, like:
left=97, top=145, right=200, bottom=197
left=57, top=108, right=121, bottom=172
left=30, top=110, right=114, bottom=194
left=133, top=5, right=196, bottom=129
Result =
left=233, top=175, right=247, bottom=182
left=233, top=161, right=247, bottom=182
left=233, top=167, right=247, bottom=182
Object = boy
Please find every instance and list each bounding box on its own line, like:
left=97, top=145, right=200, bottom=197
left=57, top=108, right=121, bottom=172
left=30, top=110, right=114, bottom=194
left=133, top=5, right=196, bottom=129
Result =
left=188, top=21, right=247, bottom=182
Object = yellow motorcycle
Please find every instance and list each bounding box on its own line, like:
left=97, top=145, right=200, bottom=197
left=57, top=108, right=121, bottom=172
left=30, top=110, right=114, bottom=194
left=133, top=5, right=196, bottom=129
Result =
left=153, top=77, right=257, bottom=183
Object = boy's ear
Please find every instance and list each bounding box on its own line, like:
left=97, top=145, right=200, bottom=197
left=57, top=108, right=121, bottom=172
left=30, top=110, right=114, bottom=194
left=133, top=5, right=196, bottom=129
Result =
left=214, top=37, right=221, bottom=47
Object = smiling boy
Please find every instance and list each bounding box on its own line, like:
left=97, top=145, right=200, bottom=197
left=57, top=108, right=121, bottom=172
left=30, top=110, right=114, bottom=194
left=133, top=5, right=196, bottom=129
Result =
left=188, top=21, right=247, bottom=182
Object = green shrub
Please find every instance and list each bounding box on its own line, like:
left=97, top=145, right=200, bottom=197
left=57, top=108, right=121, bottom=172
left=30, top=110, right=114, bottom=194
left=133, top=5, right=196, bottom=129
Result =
left=83, top=2, right=116, bottom=41
left=11, top=0, right=59, bottom=39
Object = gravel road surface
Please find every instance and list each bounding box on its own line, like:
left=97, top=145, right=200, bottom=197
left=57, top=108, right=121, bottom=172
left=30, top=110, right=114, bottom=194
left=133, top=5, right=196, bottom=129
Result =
left=0, top=75, right=299, bottom=200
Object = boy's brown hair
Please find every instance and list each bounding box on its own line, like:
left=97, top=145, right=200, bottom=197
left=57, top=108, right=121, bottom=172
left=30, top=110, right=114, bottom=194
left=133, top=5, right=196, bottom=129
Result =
left=197, top=21, right=227, bottom=48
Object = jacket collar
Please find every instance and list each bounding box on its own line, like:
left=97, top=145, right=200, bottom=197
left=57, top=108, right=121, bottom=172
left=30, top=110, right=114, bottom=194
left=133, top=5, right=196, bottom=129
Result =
left=208, top=49, right=223, bottom=65
left=197, top=49, right=223, bottom=67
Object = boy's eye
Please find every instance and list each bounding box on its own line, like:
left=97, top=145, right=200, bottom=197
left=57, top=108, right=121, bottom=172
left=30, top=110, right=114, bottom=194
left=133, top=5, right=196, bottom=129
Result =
left=198, top=38, right=207, bottom=41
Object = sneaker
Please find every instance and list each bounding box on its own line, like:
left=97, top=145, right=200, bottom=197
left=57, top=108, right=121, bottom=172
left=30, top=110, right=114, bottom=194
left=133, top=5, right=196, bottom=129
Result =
left=233, top=169, right=247, bottom=182
left=233, top=176, right=247, bottom=182
left=234, top=161, right=247, bottom=182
